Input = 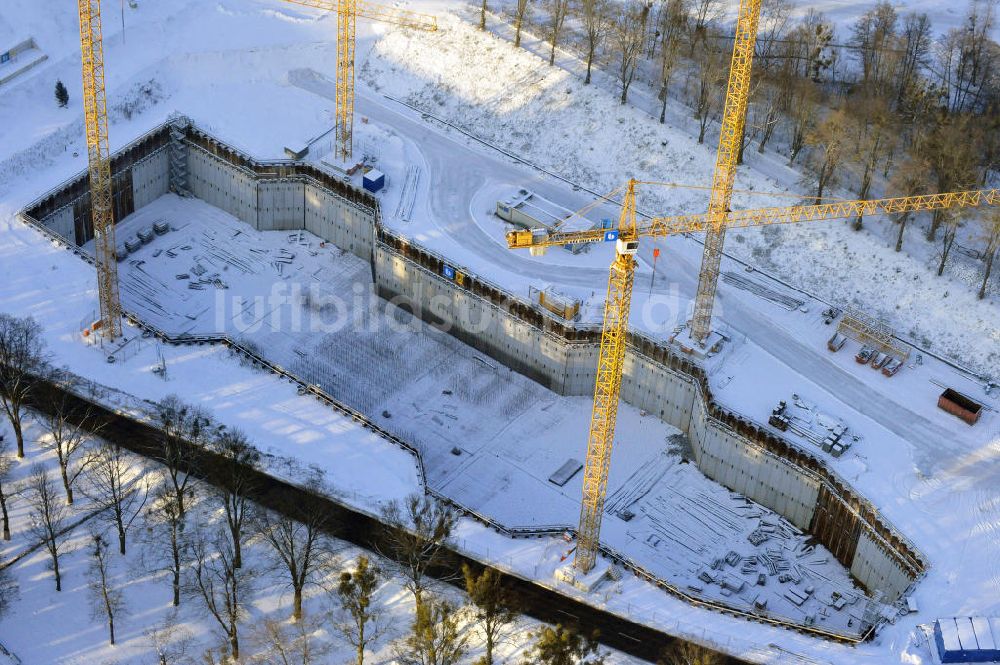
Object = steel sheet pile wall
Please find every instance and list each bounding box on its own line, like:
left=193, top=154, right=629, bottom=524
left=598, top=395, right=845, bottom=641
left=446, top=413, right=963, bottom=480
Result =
left=21, top=124, right=172, bottom=246
left=186, top=147, right=258, bottom=226
left=183, top=128, right=376, bottom=258
left=19, top=119, right=925, bottom=611
left=305, top=184, right=373, bottom=258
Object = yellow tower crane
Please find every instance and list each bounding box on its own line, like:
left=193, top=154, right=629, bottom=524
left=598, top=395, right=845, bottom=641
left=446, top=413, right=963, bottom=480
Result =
left=282, top=0, right=438, bottom=161
left=76, top=0, right=437, bottom=340
left=508, top=0, right=1000, bottom=575
left=510, top=182, right=1000, bottom=573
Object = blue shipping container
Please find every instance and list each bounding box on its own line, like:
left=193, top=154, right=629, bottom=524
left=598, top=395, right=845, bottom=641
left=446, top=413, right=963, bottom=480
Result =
left=363, top=169, right=385, bottom=193
left=934, top=617, right=1000, bottom=663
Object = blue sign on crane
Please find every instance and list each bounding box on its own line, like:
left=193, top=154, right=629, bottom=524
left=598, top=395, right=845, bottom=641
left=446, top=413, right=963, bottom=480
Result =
left=604, top=230, right=619, bottom=242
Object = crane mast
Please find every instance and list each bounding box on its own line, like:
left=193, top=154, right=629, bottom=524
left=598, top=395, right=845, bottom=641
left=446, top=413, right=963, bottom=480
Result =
left=78, top=0, right=122, bottom=340
left=575, top=182, right=639, bottom=572
left=689, top=0, right=762, bottom=344
left=282, top=0, right=438, bottom=161
left=336, top=0, right=357, bottom=162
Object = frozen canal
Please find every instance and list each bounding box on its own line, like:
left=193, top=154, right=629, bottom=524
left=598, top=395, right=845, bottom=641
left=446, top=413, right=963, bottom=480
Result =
left=107, top=194, right=873, bottom=635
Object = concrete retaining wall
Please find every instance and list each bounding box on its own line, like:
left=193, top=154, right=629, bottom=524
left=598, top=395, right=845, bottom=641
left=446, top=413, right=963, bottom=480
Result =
left=132, top=150, right=171, bottom=210
left=19, top=119, right=925, bottom=608
left=187, top=146, right=258, bottom=226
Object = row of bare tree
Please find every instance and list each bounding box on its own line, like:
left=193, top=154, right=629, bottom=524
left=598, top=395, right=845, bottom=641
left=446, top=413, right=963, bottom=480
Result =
left=478, top=0, right=1000, bottom=299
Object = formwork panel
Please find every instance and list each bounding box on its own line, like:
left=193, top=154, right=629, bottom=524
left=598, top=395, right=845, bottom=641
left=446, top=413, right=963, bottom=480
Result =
left=851, top=530, right=913, bottom=602
left=45, top=207, right=75, bottom=242
left=132, top=150, right=170, bottom=209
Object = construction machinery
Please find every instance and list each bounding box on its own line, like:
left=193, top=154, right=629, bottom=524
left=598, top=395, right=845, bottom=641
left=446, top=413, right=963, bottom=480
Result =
left=507, top=0, right=1000, bottom=575
left=76, top=0, right=436, bottom=340
left=508, top=180, right=999, bottom=573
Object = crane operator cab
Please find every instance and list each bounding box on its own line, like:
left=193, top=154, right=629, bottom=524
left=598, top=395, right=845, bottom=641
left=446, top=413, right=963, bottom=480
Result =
left=616, top=238, right=640, bottom=255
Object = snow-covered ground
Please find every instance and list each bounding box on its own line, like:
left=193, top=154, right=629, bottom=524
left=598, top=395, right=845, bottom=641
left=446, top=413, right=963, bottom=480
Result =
left=0, top=0, right=998, bottom=663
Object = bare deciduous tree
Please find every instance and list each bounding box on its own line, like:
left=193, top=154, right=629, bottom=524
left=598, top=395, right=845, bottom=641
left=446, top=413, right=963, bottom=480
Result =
left=514, top=0, right=530, bottom=48
left=752, top=80, right=782, bottom=154
left=0, top=435, right=14, bottom=540
left=213, top=428, right=260, bottom=570
left=334, top=555, right=386, bottom=665
left=689, top=44, right=726, bottom=143
left=580, top=0, right=610, bottom=84
left=379, top=494, right=456, bottom=603
left=978, top=209, right=1000, bottom=299
left=463, top=563, right=517, bottom=665
left=688, top=0, right=723, bottom=54
left=144, top=482, right=193, bottom=607
left=156, top=395, right=213, bottom=521
left=546, top=0, right=571, bottom=65
left=42, top=396, right=102, bottom=505
left=850, top=1, right=898, bottom=95
left=893, top=12, right=933, bottom=110
left=613, top=1, right=647, bottom=104
left=250, top=616, right=329, bottom=665
left=188, top=528, right=254, bottom=661
left=848, top=95, right=896, bottom=229
left=656, top=0, right=686, bottom=123
left=0, top=314, right=46, bottom=458
left=919, top=115, right=982, bottom=241
left=937, top=209, right=968, bottom=276
left=256, top=484, right=334, bottom=621
left=88, top=532, right=125, bottom=645
left=803, top=109, right=848, bottom=203
left=27, top=465, right=71, bottom=591
left=786, top=79, right=819, bottom=164
left=84, top=441, right=149, bottom=555
left=936, top=0, right=998, bottom=114
left=888, top=157, right=932, bottom=252
left=146, top=611, right=196, bottom=665
left=755, top=0, right=792, bottom=73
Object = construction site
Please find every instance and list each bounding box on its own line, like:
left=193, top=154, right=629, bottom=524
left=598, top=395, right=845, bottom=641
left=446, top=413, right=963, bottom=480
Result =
left=1, top=0, right=999, bottom=664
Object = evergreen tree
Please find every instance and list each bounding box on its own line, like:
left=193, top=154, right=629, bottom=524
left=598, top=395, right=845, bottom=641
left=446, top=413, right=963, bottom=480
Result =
left=55, top=80, right=69, bottom=108
left=523, top=624, right=605, bottom=665
left=335, top=556, right=385, bottom=665
left=396, top=597, right=467, bottom=665
left=462, top=563, right=517, bottom=665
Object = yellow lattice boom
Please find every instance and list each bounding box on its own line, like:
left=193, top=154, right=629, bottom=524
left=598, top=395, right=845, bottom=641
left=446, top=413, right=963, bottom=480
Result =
left=508, top=187, right=1000, bottom=250
left=78, top=0, right=122, bottom=340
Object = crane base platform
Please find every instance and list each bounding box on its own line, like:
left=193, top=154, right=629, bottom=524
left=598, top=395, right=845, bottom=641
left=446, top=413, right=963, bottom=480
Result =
left=555, top=563, right=611, bottom=593
left=671, top=328, right=726, bottom=359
